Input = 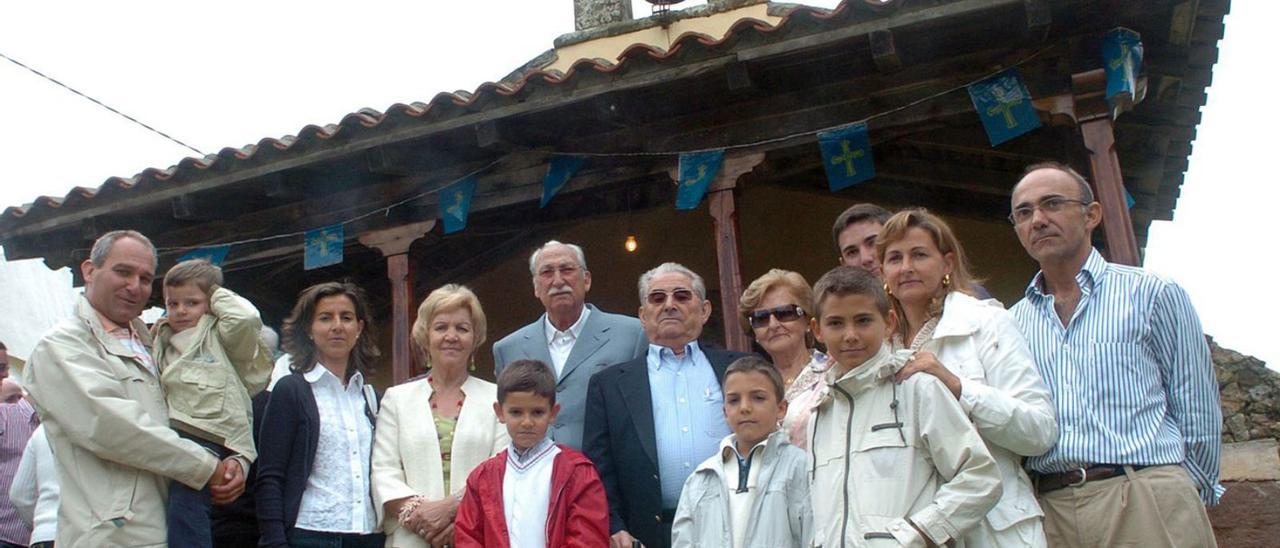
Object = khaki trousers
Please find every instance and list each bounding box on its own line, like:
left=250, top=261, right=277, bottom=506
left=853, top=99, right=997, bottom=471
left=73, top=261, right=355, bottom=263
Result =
left=1036, top=464, right=1217, bottom=548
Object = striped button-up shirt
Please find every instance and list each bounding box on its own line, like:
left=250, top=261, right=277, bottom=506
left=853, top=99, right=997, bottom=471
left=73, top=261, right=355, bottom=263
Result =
left=1010, top=248, right=1223, bottom=504
left=648, top=341, right=730, bottom=510
left=0, top=399, right=39, bottom=545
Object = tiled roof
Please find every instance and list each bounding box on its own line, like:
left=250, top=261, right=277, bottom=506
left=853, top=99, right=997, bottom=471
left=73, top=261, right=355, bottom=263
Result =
left=0, top=0, right=858, bottom=226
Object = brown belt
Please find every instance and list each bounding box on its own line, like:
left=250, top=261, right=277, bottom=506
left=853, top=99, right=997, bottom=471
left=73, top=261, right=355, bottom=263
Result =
left=1034, top=464, right=1149, bottom=494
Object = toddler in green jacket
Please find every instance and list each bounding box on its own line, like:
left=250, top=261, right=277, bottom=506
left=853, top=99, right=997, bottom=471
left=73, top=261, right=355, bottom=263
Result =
left=152, top=259, right=273, bottom=547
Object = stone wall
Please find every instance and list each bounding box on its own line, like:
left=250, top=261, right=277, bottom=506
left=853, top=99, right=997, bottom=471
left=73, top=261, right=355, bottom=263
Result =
left=1213, top=337, right=1280, bottom=443
left=1209, top=343, right=1278, bottom=547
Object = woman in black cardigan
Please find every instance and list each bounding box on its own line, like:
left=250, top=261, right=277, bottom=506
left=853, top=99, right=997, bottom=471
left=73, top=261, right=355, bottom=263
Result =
left=256, top=282, right=384, bottom=548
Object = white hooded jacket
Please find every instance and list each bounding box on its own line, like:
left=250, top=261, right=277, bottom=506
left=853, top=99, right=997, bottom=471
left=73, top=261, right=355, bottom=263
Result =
left=807, top=345, right=1001, bottom=547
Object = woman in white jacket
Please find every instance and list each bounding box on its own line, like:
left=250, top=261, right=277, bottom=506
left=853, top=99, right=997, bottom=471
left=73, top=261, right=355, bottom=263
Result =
left=878, top=209, right=1058, bottom=547
left=371, top=284, right=508, bottom=547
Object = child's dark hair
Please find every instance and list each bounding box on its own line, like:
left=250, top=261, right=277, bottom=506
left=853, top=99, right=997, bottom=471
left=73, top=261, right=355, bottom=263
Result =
left=725, top=355, right=785, bottom=401
left=497, top=359, right=557, bottom=404
left=164, top=259, right=223, bottom=294
left=811, top=266, right=891, bottom=319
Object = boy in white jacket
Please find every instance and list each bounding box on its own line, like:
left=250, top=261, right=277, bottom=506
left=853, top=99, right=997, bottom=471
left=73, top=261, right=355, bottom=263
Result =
left=672, top=355, right=813, bottom=548
left=807, top=266, right=1001, bottom=547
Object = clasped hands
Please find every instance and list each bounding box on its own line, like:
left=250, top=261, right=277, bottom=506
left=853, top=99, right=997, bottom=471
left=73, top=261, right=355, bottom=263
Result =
left=206, top=457, right=246, bottom=504
left=401, top=496, right=457, bottom=547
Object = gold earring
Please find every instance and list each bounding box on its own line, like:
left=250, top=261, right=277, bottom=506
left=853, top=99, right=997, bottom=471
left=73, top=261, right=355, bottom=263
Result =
left=469, top=356, right=477, bottom=372
left=942, top=274, right=951, bottom=288
left=884, top=283, right=892, bottom=297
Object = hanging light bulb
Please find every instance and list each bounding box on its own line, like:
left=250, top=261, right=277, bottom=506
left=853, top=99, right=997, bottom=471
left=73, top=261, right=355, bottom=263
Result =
left=624, top=234, right=639, bottom=253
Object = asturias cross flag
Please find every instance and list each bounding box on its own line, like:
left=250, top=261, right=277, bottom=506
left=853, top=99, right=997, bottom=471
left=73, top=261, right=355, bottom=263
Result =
left=675, top=150, right=724, bottom=210
left=439, top=176, right=478, bottom=234
left=968, top=68, right=1041, bottom=146
left=818, top=123, right=875, bottom=192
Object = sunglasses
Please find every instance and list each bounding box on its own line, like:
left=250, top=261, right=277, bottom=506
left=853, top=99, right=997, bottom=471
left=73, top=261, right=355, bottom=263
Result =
left=748, top=305, right=805, bottom=328
left=646, top=289, right=696, bottom=306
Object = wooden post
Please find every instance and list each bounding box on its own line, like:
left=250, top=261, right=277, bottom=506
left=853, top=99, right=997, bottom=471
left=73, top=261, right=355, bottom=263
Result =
left=1080, top=117, right=1140, bottom=265
left=1069, top=69, right=1142, bottom=266
left=1034, top=69, right=1145, bottom=266
left=697, top=153, right=765, bottom=353
left=359, top=220, right=435, bottom=384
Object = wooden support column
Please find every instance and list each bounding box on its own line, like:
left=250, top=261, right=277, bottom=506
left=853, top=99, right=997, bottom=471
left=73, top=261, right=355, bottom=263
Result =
left=699, top=153, right=765, bottom=353
left=359, top=220, right=435, bottom=385
left=1034, top=68, right=1146, bottom=266
left=1080, top=117, right=1140, bottom=265
left=1070, top=68, right=1143, bottom=266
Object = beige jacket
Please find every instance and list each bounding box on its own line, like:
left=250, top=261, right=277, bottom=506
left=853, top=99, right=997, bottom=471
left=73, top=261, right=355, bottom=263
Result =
left=153, top=286, right=272, bottom=461
left=371, top=375, right=509, bottom=547
left=25, top=296, right=219, bottom=547
left=807, top=346, right=1001, bottom=547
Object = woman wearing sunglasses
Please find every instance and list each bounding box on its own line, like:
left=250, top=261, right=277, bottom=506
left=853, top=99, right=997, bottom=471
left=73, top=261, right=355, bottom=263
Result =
left=738, top=269, right=830, bottom=448
left=877, top=208, right=1056, bottom=547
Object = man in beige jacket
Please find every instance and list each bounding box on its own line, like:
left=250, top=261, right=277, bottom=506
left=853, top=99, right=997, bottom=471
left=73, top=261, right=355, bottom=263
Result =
left=24, top=230, right=245, bottom=547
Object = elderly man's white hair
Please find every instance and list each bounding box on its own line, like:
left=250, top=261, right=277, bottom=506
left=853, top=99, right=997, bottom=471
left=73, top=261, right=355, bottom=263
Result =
left=527, top=240, right=589, bottom=277
left=637, top=262, right=707, bottom=302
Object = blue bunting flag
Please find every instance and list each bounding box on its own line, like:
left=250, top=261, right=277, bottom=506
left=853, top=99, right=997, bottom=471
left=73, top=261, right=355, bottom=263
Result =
left=1104, top=28, right=1143, bottom=113
left=177, top=244, right=231, bottom=267
left=541, top=155, right=586, bottom=208
left=303, top=224, right=344, bottom=270
left=968, top=68, right=1041, bottom=146
left=818, top=123, right=875, bottom=191
left=439, top=176, right=478, bottom=234
left=675, top=150, right=724, bottom=210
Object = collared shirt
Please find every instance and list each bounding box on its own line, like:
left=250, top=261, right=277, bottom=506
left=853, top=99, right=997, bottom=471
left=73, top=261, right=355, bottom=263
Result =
left=648, top=341, right=729, bottom=509
left=96, top=310, right=157, bottom=377
left=720, top=435, right=768, bottom=548
left=1011, top=248, right=1223, bottom=504
left=543, top=306, right=591, bottom=378
left=0, top=399, right=39, bottom=545
left=504, top=436, right=559, bottom=548
left=9, top=423, right=57, bottom=544
left=296, top=366, right=377, bottom=533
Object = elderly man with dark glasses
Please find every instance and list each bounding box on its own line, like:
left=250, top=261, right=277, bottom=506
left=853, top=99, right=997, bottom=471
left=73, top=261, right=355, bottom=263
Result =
left=583, top=263, right=751, bottom=548
left=737, top=269, right=828, bottom=448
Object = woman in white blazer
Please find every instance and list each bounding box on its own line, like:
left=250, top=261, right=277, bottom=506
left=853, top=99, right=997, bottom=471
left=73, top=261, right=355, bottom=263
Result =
left=371, top=284, right=508, bottom=548
left=878, top=209, right=1058, bottom=547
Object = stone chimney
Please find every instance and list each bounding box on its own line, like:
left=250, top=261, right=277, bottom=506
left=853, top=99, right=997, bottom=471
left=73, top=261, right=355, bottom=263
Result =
left=574, top=0, right=633, bottom=31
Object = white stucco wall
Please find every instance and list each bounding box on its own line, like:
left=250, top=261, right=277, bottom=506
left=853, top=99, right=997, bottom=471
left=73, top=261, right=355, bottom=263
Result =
left=0, top=248, right=80, bottom=364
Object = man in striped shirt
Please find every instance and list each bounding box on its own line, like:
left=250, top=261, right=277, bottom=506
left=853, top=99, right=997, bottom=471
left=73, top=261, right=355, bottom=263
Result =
left=1008, top=163, right=1221, bottom=548
left=0, top=374, right=37, bottom=548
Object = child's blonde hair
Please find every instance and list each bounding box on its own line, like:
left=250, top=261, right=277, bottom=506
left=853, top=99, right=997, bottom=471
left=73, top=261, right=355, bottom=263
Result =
left=164, top=259, right=223, bottom=294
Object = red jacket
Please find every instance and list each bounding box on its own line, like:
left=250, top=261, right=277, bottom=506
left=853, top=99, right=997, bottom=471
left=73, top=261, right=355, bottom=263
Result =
left=455, top=444, right=610, bottom=548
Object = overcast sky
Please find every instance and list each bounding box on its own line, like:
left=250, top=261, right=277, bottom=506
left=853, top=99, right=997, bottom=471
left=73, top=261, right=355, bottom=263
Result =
left=1, top=1, right=1272, bottom=368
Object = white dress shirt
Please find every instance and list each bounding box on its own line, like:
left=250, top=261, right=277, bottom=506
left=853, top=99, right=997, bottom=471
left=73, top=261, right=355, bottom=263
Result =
left=503, top=437, right=560, bottom=548
left=296, top=366, right=377, bottom=533
left=720, top=435, right=768, bottom=548
left=543, top=306, right=590, bottom=378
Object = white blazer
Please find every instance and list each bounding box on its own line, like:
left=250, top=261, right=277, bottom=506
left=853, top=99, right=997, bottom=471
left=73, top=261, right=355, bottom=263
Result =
left=371, top=374, right=509, bottom=547
left=923, top=291, right=1058, bottom=546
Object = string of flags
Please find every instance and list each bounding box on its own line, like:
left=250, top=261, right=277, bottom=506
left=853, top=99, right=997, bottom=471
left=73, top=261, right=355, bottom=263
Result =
left=172, top=29, right=1141, bottom=271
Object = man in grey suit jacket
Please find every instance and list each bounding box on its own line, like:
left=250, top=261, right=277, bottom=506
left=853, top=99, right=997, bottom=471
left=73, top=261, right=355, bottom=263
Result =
left=492, top=240, right=646, bottom=450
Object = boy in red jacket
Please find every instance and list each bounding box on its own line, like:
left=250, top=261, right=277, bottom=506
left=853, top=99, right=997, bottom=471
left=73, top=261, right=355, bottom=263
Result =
left=455, top=359, right=609, bottom=548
